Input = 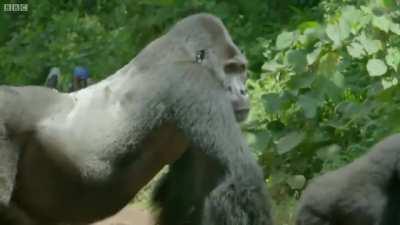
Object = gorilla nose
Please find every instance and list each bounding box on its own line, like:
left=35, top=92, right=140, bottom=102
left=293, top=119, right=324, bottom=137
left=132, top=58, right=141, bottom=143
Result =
left=224, top=61, right=246, bottom=74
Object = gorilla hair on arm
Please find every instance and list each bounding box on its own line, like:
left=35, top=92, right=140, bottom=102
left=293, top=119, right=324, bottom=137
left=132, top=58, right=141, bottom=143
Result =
left=152, top=87, right=272, bottom=225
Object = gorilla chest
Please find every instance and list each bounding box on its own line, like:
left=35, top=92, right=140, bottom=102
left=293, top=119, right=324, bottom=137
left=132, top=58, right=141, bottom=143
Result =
left=13, top=123, right=189, bottom=223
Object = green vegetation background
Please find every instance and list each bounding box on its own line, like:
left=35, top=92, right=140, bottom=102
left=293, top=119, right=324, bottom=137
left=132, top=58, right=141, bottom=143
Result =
left=1, top=0, right=400, bottom=224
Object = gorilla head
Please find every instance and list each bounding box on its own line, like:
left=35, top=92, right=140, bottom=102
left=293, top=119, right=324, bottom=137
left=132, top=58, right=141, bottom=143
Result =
left=134, top=14, right=250, bottom=122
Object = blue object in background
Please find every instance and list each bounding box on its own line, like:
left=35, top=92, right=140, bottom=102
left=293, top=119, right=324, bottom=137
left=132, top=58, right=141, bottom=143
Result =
left=73, top=66, right=89, bottom=79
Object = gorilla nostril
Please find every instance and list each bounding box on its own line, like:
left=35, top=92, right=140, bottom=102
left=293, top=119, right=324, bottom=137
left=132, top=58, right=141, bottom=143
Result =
left=224, top=62, right=246, bottom=74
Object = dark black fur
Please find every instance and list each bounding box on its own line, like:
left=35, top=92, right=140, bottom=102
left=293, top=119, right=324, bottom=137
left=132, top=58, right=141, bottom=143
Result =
left=153, top=147, right=273, bottom=225
left=381, top=174, right=400, bottom=225
left=0, top=204, right=33, bottom=225
left=296, top=134, right=400, bottom=225
left=153, top=149, right=223, bottom=225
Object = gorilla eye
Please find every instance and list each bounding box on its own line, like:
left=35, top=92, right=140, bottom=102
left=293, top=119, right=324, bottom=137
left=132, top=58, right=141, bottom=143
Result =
left=195, top=50, right=207, bottom=63
left=228, top=86, right=232, bottom=92
left=239, top=47, right=246, bottom=55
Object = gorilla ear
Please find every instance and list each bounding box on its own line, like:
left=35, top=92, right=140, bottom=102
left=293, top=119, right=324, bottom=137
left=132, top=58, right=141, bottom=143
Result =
left=195, top=49, right=208, bottom=64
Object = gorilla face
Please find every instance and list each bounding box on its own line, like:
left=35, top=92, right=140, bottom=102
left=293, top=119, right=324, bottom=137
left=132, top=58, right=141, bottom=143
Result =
left=224, top=62, right=249, bottom=122
left=177, top=15, right=250, bottom=122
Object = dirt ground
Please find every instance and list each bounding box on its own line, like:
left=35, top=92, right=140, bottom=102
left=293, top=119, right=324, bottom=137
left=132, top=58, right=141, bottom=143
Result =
left=92, top=205, right=154, bottom=225
left=92, top=170, right=164, bottom=225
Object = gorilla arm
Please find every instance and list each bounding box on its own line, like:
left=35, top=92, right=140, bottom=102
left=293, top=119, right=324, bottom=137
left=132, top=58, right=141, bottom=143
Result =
left=0, top=85, right=71, bottom=200
left=162, top=63, right=272, bottom=225
left=0, top=87, right=19, bottom=205
left=0, top=86, right=74, bottom=224
left=0, top=120, right=18, bottom=205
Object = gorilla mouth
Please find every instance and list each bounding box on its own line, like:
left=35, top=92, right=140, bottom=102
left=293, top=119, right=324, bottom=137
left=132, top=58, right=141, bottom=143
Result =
left=235, top=108, right=249, bottom=122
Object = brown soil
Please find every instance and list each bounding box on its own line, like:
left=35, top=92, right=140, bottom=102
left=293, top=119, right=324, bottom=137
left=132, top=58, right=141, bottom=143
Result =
left=92, top=205, right=154, bottom=225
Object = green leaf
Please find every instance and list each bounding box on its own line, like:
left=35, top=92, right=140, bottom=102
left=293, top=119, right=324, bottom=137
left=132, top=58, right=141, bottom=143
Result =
left=276, top=131, right=306, bottom=154
left=386, top=48, right=400, bottom=72
left=341, top=6, right=360, bottom=22
left=390, top=23, right=400, bottom=35
left=313, top=76, right=343, bottom=101
left=347, top=42, right=366, bottom=59
left=317, top=144, right=342, bottom=160
left=276, top=31, right=295, bottom=50
left=381, top=77, right=398, bottom=89
left=326, top=23, right=346, bottom=48
left=307, top=46, right=322, bottom=65
left=357, top=33, right=382, bottom=55
left=287, top=175, right=306, bottom=190
left=262, top=93, right=287, bottom=113
left=262, top=61, right=285, bottom=72
left=287, top=72, right=315, bottom=91
left=298, top=93, right=321, bottom=119
left=246, top=131, right=271, bottom=153
left=360, top=5, right=373, bottom=14
left=285, top=50, right=307, bottom=74
left=299, top=26, right=324, bottom=47
left=338, top=18, right=351, bottom=40
left=318, top=52, right=339, bottom=76
left=298, top=21, right=320, bottom=32
left=380, top=0, right=397, bottom=8
left=332, top=72, right=345, bottom=88
left=336, top=101, right=363, bottom=118
left=341, top=6, right=368, bottom=34
left=372, top=15, right=392, bottom=33
left=367, top=59, right=388, bottom=76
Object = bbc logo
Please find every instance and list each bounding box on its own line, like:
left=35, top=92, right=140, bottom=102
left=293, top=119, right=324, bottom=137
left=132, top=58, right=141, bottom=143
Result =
left=3, top=4, right=28, bottom=12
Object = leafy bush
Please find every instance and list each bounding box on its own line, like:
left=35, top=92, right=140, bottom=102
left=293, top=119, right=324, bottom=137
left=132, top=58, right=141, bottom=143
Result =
left=0, top=0, right=274, bottom=85
left=245, top=0, right=400, bottom=203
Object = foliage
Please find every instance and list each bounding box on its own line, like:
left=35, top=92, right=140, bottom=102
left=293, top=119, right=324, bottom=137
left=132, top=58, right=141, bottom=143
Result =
left=1, top=0, right=315, bottom=85
left=2, top=0, right=400, bottom=222
left=245, top=0, right=400, bottom=205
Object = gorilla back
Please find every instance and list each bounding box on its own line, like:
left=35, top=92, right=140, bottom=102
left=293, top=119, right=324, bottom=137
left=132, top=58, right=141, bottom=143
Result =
left=296, top=134, right=400, bottom=225
left=0, top=13, right=272, bottom=225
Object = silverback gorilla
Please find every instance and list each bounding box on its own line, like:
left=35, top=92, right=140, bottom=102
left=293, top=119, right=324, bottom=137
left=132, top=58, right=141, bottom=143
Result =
left=0, top=14, right=272, bottom=225
left=296, top=134, right=400, bottom=225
